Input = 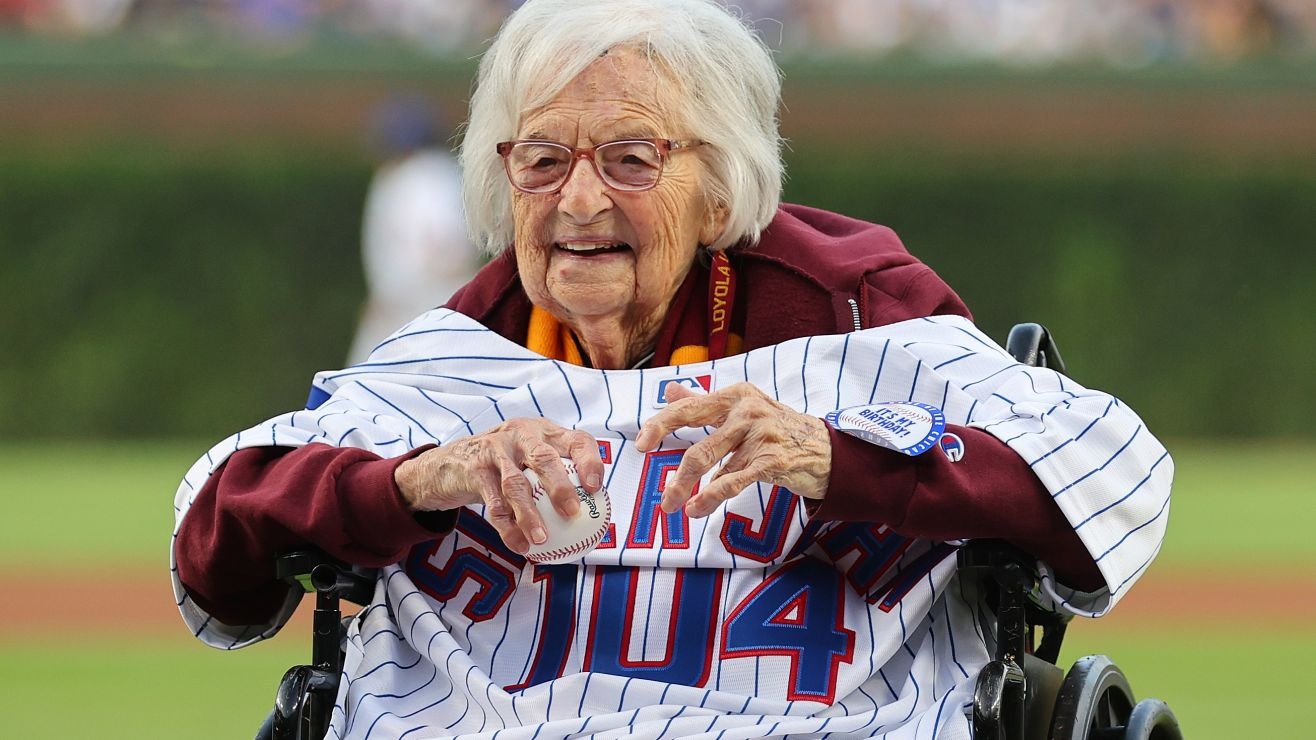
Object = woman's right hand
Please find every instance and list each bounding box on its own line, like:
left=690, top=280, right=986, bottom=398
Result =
left=393, top=418, right=605, bottom=554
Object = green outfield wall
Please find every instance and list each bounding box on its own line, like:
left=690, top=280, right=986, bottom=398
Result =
left=2, top=42, right=1313, bottom=439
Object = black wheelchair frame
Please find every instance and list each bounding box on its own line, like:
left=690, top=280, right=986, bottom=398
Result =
left=961, top=323, right=1182, bottom=740
left=255, top=552, right=374, bottom=740
left=256, top=323, right=1183, bottom=740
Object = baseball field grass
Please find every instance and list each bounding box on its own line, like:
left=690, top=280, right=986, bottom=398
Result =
left=1, top=439, right=1311, bottom=738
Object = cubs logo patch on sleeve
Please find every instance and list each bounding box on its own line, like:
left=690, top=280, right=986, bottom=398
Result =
left=824, top=402, right=946, bottom=456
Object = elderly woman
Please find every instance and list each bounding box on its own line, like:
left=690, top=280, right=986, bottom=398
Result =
left=172, top=1, right=1172, bottom=738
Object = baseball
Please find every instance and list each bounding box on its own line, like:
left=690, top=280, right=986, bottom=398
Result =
left=520, top=458, right=611, bottom=564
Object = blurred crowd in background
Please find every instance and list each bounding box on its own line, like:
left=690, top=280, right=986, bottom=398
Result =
left=3, top=0, right=1313, bottom=67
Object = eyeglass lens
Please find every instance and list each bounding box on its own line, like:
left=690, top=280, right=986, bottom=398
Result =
left=505, top=141, right=664, bottom=192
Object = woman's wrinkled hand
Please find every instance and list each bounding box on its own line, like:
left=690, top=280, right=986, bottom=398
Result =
left=394, top=418, right=605, bottom=554
left=635, top=381, right=831, bottom=518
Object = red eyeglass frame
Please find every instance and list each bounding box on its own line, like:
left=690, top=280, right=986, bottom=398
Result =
left=495, top=138, right=705, bottom=194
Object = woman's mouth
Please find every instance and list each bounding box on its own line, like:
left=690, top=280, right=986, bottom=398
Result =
left=555, top=242, right=631, bottom=256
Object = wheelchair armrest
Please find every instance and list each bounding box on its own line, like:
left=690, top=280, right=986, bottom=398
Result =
left=260, top=549, right=379, bottom=740
left=962, top=540, right=1074, bottom=740
left=276, top=549, right=377, bottom=606
left=957, top=539, right=1072, bottom=664
left=273, top=550, right=376, bottom=685
left=957, top=538, right=1038, bottom=575
left=958, top=540, right=1037, bottom=664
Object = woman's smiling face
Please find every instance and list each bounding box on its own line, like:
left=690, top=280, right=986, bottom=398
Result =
left=510, top=46, right=724, bottom=365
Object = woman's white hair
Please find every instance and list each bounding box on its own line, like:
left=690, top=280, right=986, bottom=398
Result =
left=459, top=0, right=784, bottom=255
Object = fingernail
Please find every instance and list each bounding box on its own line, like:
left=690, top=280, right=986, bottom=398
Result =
left=531, top=527, right=547, bottom=545
left=588, top=473, right=602, bottom=490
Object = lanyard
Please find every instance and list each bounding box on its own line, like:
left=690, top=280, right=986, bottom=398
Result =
left=707, top=250, right=736, bottom=360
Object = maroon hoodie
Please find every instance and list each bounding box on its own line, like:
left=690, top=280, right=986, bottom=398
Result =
left=175, top=204, right=1102, bottom=626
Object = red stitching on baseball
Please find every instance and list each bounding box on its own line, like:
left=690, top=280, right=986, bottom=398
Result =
left=526, top=492, right=611, bottom=563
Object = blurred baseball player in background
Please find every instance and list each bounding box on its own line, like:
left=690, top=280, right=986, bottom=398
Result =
left=347, top=95, right=480, bottom=364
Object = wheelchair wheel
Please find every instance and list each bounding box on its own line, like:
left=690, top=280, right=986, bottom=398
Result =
left=1125, top=699, right=1183, bottom=740
left=1048, top=655, right=1135, bottom=740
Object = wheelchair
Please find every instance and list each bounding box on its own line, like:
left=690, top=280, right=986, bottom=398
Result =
left=257, top=323, right=1183, bottom=740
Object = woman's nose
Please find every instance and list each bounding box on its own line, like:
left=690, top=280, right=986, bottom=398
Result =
left=556, top=155, right=613, bottom=224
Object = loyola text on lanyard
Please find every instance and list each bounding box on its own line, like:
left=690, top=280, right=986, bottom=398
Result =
left=707, top=251, right=736, bottom=360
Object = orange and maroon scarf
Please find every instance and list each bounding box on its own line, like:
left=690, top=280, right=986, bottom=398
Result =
left=525, top=251, right=743, bottom=367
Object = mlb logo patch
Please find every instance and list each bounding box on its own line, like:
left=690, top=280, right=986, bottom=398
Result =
left=939, top=433, right=965, bottom=462
left=654, top=375, right=712, bottom=407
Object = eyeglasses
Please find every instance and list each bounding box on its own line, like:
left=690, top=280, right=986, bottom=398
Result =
left=496, top=138, right=705, bottom=194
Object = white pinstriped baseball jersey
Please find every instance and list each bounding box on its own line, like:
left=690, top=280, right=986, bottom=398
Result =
left=171, top=309, right=1172, bottom=739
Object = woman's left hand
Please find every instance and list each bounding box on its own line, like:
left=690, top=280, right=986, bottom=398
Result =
left=635, top=382, right=831, bottom=517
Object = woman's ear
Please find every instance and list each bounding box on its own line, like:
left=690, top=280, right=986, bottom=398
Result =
left=700, top=198, right=730, bottom=247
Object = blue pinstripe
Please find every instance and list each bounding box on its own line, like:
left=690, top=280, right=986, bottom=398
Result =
left=1024, top=398, right=1117, bottom=465
left=835, top=333, right=851, bottom=409
left=417, top=387, right=474, bottom=435
left=800, top=337, right=812, bottom=409
left=1076, top=450, right=1172, bottom=530
left=1098, top=488, right=1172, bottom=565
left=1047, top=425, right=1144, bottom=500
left=960, top=363, right=1015, bottom=391
left=867, top=339, right=890, bottom=403
left=551, top=362, right=584, bottom=426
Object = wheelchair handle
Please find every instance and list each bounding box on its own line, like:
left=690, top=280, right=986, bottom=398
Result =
left=1006, top=323, right=1069, bottom=377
